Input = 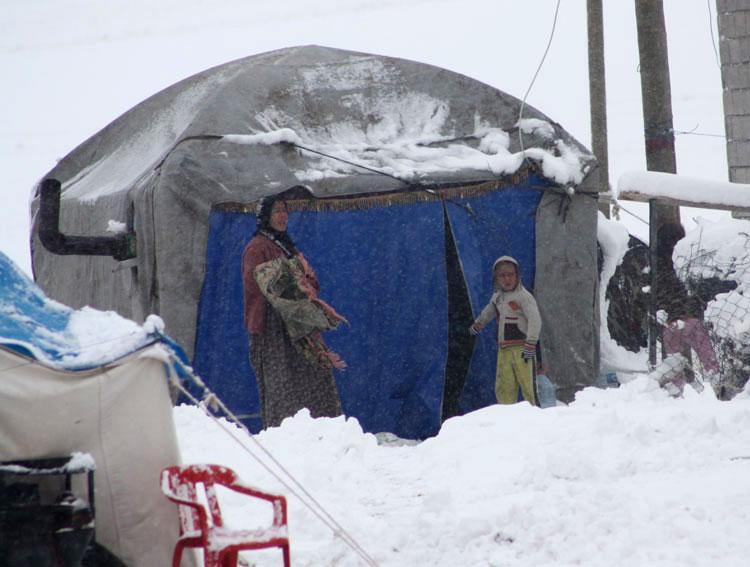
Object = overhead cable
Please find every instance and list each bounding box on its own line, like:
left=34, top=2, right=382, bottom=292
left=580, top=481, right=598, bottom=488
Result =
left=517, top=0, right=561, bottom=163
left=612, top=200, right=650, bottom=226
left=706, top=0, right=722, bottom=70
left=286, top=141, right=476, bottom=216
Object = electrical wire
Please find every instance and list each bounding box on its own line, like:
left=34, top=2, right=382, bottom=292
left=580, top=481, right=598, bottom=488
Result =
left=285, top=141, right=478, bottom=216
left=673, top=129, right=725, bottom=139
left=612, top=200, right=650, bottom=226
left=672, top=123, right=725, bottom=139
left=517, top=0, right=561, bottom=163
left=706, top=0, right=722, bottom=70
left=289, top=142, right=411, bottom=187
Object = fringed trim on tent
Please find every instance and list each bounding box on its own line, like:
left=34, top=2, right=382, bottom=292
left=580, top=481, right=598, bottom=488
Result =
left=215, top=170, right=547, bottom=215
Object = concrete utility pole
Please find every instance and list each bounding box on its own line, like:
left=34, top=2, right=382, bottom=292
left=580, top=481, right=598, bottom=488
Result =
left=587, top=0, right=611, bottom=217
left=634, top=0, right=680, bottom=367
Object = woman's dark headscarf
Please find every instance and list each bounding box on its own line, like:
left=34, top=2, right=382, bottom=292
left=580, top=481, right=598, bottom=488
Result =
left=255, top=194, right=298, bottom=257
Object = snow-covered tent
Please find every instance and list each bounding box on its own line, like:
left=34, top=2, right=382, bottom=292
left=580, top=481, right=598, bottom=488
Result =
left=31, top=45, right=601, bottom=438
left=0, top=251, right=182, bottom=565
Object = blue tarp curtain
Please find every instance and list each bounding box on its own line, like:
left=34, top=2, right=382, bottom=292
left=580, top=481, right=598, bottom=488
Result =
left=0, top=251, right=169, bottom=370
left=0, top=252, right=71, bottom=362
left=193, top=179, right=545, bottom=438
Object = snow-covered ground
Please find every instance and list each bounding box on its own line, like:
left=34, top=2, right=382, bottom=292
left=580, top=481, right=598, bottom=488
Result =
left=175, top=380, right=750, bottom=567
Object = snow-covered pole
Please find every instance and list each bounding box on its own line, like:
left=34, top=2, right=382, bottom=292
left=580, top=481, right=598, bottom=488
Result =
left=634, top=0, right=680, bottom=228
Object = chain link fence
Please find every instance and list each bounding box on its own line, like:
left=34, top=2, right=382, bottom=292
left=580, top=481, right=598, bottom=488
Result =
left=605, top=222, right=750, bottom=399
left=671, top=231, right=750, bottom=399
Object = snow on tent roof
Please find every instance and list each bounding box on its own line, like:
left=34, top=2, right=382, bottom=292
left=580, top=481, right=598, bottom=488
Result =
left=42, top=45, right=594, bottom=203
left=0, top=250, right=165, bottom=369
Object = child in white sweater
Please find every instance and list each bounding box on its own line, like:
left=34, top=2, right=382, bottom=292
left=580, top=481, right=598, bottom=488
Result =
left=470, top=256, right=542, bottom=405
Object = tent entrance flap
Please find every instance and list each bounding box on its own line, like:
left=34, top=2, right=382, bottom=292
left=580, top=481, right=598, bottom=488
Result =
left=442, top=203, right=475, bottom=422
left=193, top=199, right=449, bottom=439
left=192, top=211, right=262, bottom=429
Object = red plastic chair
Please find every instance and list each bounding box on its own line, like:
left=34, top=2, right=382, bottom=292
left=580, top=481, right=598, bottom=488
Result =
left=160, top=464, right=290, bottom=567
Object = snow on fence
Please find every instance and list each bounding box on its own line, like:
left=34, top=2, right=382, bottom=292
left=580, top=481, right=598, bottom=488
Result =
left=611, top=172, right=750, bottom=398
left=670, top=225, right=750, bottom=398
left=618, top=170, right=750, bottom=212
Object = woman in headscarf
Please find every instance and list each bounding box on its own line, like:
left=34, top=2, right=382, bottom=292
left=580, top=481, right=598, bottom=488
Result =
left=242, top=193, right=346, bottom=428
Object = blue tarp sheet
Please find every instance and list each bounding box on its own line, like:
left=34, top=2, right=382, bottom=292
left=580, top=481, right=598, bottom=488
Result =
left=0, top=251, right=71, bottom=362
left=0, top=251, right=170, bottom=369
left=194, top=181, right=544, bottom=438
left=193, top=201, right=448, bottom=438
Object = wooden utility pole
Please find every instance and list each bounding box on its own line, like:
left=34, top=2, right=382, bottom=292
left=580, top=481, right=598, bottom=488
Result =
left=634, top=0, right=680, bottom=228
left=587, top=0, right=610, bottom=217
left=635, top=0, right=680, bottom=367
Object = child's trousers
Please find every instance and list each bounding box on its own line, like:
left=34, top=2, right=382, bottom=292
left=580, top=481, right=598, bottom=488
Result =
left=495, top=344, right=537, bottom=405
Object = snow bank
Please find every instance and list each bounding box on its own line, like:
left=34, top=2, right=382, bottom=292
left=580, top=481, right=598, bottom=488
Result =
left=175, top=382, right=750, bottom=566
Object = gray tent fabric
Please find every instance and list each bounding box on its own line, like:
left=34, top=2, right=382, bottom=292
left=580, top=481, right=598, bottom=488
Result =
left=30, top=45, right=599, bottom=401
left=535, top=170, right=601, bottom=402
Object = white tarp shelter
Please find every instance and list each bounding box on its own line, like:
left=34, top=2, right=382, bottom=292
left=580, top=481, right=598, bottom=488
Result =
left=0, top=251, right=184, bottom=565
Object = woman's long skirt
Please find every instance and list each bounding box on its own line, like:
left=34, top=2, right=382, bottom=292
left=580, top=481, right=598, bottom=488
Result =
left=250, top=307, right=342, bottom=428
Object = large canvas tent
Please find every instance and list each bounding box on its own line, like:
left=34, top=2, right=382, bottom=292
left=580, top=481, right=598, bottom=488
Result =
left=0, top=251, right=182, bottom=565
left=31, top=45, right=601, bottom=438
